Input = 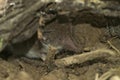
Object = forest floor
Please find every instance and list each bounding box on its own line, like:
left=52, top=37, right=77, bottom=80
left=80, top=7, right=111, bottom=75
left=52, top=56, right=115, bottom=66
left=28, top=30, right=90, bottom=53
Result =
left=0, top=1, right=120, bottom=80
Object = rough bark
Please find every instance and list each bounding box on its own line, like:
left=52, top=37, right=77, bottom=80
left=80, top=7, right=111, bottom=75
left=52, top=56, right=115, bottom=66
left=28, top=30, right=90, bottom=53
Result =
left=0, top=0, right=46, bottom=51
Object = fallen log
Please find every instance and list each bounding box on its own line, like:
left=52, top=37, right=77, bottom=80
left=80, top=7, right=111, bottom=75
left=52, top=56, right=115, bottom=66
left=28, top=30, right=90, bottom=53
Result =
left=0, top=0, right=48, bottom=52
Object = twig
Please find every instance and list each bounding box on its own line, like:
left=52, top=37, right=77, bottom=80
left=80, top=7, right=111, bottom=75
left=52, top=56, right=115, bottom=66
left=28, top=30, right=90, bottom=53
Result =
left=55, top=49, right=116, bottom=67
left=107, top=38, right=120, bottom=54
left=95, top=68, right=120, bottom=80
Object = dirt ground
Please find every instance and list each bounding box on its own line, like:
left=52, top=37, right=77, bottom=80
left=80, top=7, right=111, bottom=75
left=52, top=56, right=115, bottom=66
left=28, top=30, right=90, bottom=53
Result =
left=0, top=50, right=120, bottom=80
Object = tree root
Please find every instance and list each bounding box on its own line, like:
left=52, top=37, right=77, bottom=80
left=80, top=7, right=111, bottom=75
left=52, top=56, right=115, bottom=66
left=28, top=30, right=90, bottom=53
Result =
left=55, top=49, right=116, bottom=67
left=107, top=37, right=120, bottom=54
left=95, top=68, right=120, bottom=80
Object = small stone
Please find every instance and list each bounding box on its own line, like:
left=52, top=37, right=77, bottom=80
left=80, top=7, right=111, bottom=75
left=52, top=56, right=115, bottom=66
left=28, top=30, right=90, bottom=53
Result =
left=83, top=47, right=91, bottom=52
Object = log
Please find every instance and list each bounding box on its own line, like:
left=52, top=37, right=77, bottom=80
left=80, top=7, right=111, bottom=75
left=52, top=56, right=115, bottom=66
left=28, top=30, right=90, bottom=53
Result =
left=0, top=0, right=47, bottom=52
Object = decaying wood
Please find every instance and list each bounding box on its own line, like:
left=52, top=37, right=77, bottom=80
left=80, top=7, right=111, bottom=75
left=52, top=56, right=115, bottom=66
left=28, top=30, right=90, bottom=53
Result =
left=0, top=0, right=49, bottom=52
left=0, top=8, right=23, bottom=24
left=55, top=49, right=116, bottom=67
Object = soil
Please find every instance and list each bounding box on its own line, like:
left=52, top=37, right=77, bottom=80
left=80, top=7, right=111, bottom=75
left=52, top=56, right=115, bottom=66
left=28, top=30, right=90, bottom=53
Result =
left=0, top=52, right=120, bottom=80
